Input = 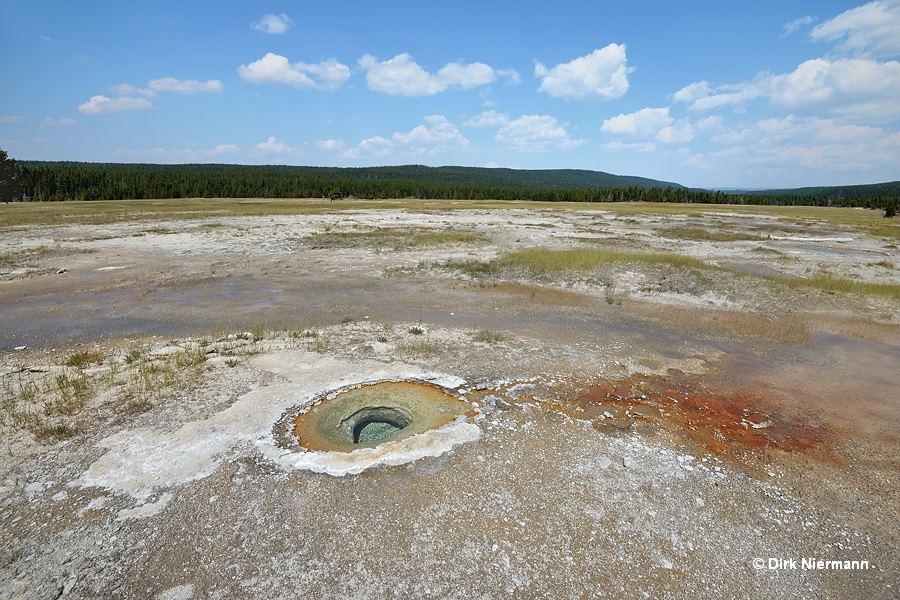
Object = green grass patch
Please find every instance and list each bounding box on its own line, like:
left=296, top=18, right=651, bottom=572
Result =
left=409, top=231, right=481, bottom=246
left=64, top=349, right=105, bottom=368
left=661, top=226, right=766, bottom=242
left=310, top=227, right=481, bottom=250
left=773, top=273, right=900, bottom=300
left=497, top=247, right=707, bottom=274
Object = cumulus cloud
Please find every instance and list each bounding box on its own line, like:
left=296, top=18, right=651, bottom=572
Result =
left=601, top=108, right=672, bottom=136
left=343, top=116, right=470, bottom=160
left=496, top=115, right=586, bottom=152
left=148, top=77, right=223, bottom=95
left=251, top=13, right=294, bottom=35
left=316, top=139, right=345, bottom=152
left=675, top=57, right=900, bottom=122
left=463, top=110, right=509, bottom=127
left=769, top=58, right=900, bottom=119
left=80, top=76, right=223, bottom=116
left=534, top=44, right=632, bottom=101
left=810, top=0, right=900, bottom=58
left=344, top=136, right=393, bottom=160
left=238, top=53, right=350, bottom=91
left=601, top=107, right=695, bottom=144
left=358, top=54, right=517, bottom=96
left=78, top=95, right=154, bottom=115
left=255, top=136, right=296, bottom=154
left=392, top=115, right=470, bottom=152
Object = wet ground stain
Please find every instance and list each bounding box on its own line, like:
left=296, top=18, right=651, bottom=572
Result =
left=472, top=370, right=835, bottom=471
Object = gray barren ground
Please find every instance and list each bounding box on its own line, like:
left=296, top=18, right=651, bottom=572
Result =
left=1, top=201, right=898, bottom=599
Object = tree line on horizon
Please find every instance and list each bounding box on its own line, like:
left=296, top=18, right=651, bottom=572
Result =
left=4, top=158, right=899, bottom=213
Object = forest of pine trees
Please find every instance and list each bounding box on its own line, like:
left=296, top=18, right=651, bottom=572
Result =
left=5, top=159, right=899, bottom=212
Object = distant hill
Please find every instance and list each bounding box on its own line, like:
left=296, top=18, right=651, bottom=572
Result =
left=16, top=161, right=685, bottom=202
left=13, top=161, right=896, bottom=210
left=331, top=165, right=685, bottom=190
left=738, top=180, right=900, bottom=199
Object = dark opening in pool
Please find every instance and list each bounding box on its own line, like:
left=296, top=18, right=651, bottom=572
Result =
left=341, top=406, right=413, bottom=444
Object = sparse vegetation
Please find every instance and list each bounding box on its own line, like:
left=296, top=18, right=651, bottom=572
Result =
left=473, top=330, right=506, bottom=344
left=252, top=322, right=267, bottom=342
left=396, top=339, right=442, bottom=358
left=1, top=341, right=211, bottom=443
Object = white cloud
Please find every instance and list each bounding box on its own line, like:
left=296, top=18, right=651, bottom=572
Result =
left=255, top=136, right=296, bottom=154
left=692, top=115, right=900, bottom=184
left=251, top=13, right=294, bottom=35
left=358, top=54, right=516, bottom=96
left=463, top=110, right=509, bottom=127
left=497, top=69, right=522, bottom=85
left=769, top=58, right=900, bottom=120
left=148, top=77, right=223, bottom=95
left=672, top=76, right=766, bottom=113
left=0, top=116, right=25, bottom=124
left=673, top=57, right=900, bottom=122
left=534, top=44, right=632, bottom=101
left=496, top=115, right=586, bottom=152
left=78, top=95, right=154, bottom=115
left=343, top=116, right=470, bottom=159
left=41, top=117, right=77, bottom=127
left=317, top=139, right=345, bottom=152
left=694, top=115, right=725, bottom=133
left=810, top=0, right=900, bottom=58
left=601, top=107, right=672, bottom=136
left=672, top=81, right=712, bottom=104
left=781, top=16, right=816, bottom=38
left=238, top=53, right=350, bottom=91
left=113, top=144, right=239, bottom=162
left=343, top=136, right=393, bottom=160
left=601, top=107, right=695, bottom=145
left=657, top=120, right=695, bottom=144
left=392, top=115, right=470, bottom=154
left=110, top=83, right=155, bottom=98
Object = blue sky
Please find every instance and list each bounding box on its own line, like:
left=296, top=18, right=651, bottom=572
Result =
left=2, top=1, right=899, bottom=188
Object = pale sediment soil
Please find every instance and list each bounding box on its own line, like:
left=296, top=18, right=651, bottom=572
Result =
left=0, top=202, right=898, bottom=599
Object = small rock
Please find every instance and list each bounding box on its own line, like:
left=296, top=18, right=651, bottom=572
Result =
left=56, top=268, right=68, bottom=274
left=623, top=456, right=637, bottom=469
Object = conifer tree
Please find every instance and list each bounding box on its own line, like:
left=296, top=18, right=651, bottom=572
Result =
left=0, top=149, right=24, bottom=202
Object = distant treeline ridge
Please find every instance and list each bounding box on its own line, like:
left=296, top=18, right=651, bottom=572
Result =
left=16, top=162, right=900, bottom=209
